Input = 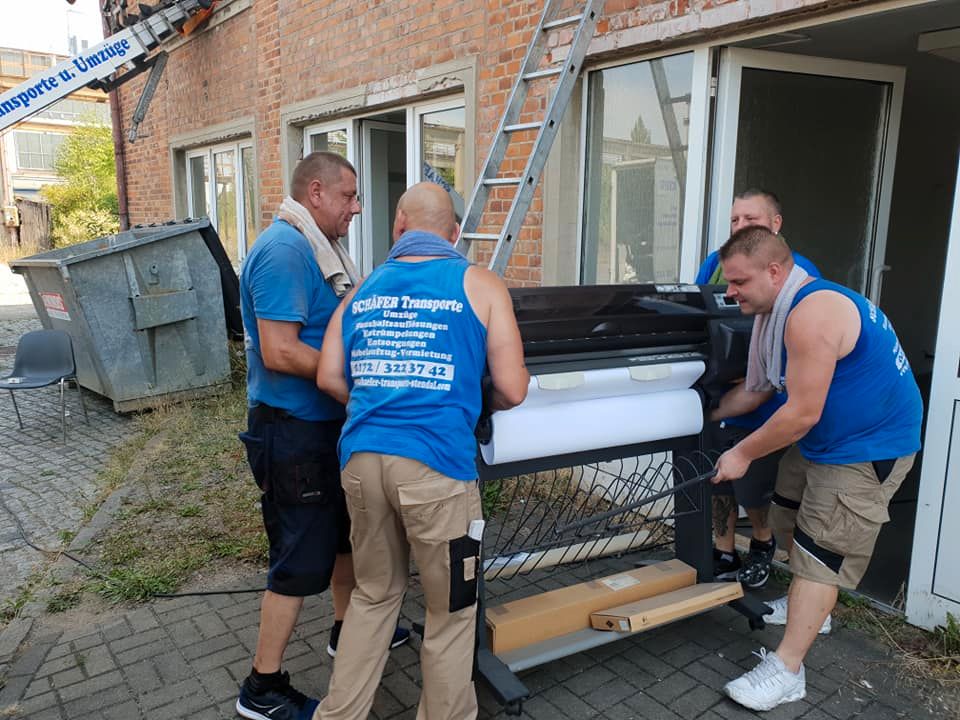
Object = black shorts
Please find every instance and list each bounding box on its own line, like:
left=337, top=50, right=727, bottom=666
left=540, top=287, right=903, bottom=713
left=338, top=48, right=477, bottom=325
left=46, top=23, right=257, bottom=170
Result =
left=708, top=422, right=784, bottom=510
left=239, top=405, right=350, bottom=597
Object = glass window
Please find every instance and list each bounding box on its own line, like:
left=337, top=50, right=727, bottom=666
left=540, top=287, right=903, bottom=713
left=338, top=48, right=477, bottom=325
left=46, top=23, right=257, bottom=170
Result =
left=36, top=98, right=110, bottom=123
left=581, top=53, right=693, bottom=285
left=241, top=146, right=257, bottom=249
left=14, top=131, right=66, bottom=170
left=310, top=130, right=348, bottom=157
left=185, top=142, right=256, bottom=263
left=420, top=107, right=466, bottom=219
left=1, top=50, right=24, bottom=76
left=214, top=150, right=238, bottom=264
left=188, top=154, right=210, bottom=219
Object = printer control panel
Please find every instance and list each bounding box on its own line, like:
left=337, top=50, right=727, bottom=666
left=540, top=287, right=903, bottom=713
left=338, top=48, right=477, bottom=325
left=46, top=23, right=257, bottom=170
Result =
left=713, top=292, right=739, bottom=311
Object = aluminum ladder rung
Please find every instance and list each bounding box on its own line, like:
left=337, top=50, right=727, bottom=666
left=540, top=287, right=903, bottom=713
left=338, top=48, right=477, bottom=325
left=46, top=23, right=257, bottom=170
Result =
left=543, top=14, right=583, bottom=30
left=456, top=0, right=605, bottom=274
left=523, top=67, right=563, bottom=81
left=504, top=122, right=543, bottom=133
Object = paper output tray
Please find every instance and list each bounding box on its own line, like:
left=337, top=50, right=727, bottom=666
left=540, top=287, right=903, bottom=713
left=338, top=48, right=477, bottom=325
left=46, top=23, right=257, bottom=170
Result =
left=496, top=582, right=743, bottom=673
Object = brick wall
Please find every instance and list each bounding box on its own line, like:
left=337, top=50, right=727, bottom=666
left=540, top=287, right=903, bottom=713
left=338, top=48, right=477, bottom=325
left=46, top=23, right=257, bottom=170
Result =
left=117, top=0, right=868, bottom=284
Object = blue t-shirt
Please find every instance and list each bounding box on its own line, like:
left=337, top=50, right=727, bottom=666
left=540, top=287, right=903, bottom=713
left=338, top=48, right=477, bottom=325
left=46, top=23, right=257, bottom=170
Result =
left=695, top=249, right=820, bottom=285
left=240, top=218, right=344, bottom=422
left=784, top=279, right=922, bottom=464
left=338, top=256, right=487, bottom=480
left=696, top=248, right=821, bottom=429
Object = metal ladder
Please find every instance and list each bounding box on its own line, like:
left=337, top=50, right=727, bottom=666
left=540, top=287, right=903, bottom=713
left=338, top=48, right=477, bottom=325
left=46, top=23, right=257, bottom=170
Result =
left=455, top=0, right=604, bottom=277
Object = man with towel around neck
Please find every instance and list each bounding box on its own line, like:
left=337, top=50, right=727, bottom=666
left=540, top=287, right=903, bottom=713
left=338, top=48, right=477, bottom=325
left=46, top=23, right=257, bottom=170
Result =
left=236, top=152, right=408, bottom=720
left=712, top=225, right=922, bottom=712
left=314, top=182, right=529, bottom=720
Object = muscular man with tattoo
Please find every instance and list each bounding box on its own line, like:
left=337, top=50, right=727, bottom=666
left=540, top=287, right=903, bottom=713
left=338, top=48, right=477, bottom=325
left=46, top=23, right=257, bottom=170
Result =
left=696, top=190, right=820, bottom=588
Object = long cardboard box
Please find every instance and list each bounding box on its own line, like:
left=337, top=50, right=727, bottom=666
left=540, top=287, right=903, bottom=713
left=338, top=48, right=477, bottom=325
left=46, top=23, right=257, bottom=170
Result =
left=485, top=559, right=696, bottom=654
left=590, top=582, right=744, bottom=633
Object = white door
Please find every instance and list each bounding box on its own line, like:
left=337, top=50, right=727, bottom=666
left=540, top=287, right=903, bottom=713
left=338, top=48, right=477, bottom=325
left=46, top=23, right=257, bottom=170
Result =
left=361, top=120, right=406, bottom=274
left=906, top=157, right=960, bottom=631
left=709, top=49, right=904, bottom=301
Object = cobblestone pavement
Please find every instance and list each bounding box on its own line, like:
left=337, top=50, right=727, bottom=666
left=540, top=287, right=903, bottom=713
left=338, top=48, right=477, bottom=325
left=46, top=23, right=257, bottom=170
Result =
left=0, top=306, right=136, bottom=608
left=0, top=568, right=942, bottom=720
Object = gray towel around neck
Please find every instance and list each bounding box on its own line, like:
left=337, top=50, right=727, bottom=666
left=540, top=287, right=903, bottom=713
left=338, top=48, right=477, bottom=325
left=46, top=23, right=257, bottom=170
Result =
left=745, top=264, right=810, bottom=392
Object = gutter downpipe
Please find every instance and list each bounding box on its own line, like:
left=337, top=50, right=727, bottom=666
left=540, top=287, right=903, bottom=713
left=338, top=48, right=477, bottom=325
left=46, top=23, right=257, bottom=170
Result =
left=102, top=11, right=130, bottom=231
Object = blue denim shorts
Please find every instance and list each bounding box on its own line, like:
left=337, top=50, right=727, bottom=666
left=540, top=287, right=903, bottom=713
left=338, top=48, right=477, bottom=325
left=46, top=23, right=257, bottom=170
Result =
left=240, top=405, right=350, bottom=596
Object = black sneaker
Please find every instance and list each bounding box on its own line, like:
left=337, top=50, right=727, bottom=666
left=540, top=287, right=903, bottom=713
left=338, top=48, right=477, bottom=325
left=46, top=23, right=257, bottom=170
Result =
left=738, top=537, right=777, bottom=589
left=236, top=671, right=319, bottom=720
left=713, top=548, right=742, bottom=581
left=326, top=622, right=411, bottom=658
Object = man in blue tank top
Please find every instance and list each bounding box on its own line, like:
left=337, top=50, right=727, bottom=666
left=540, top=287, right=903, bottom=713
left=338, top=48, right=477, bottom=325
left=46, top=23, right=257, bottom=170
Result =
left=699, top=189, right=821, bottom=589
left=711, top=226, right=921, bottom=712
left=314, top=182, right=529, bottom=720
left=236, top=152, right=408, bottom=720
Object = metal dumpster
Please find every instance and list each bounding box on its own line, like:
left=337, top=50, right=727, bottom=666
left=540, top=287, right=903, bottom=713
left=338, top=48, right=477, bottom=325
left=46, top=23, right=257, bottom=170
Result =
left=10, top=220, right=236, bottom=412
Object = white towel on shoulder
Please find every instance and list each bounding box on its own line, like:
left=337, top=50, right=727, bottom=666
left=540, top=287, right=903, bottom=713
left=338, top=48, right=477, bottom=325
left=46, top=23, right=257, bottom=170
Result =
left=745, top=264, right=809, bottom=392
left=276, top=196, right=359, bottom=298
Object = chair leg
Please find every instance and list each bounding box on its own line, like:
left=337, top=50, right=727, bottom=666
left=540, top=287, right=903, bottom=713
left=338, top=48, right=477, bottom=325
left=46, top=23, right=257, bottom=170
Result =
left=60, top=378, right=66, bottom=443
left=9, top=390, right=22, bottom=429
left=74, top=379, right=89, bottom=424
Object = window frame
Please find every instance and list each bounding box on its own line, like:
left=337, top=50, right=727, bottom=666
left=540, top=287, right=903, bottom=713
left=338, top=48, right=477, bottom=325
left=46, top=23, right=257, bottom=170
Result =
left=303, top=94, right=467, bottom=273
left=184, top=139, right=256, bottom=263
left=576, top=48, right=712, bottom=287
left=13, top=130, right=68, bottom=172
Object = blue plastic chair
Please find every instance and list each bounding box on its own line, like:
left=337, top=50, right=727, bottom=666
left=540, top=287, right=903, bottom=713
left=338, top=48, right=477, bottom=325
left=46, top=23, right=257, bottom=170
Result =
left=0, top=330, right=89, bottom=442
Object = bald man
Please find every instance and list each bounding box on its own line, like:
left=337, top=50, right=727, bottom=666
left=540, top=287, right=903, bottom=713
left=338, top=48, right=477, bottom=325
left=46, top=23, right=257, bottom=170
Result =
left=314, top=182, right=529, bottom=720
left=712, top=226, right=921, bottom=711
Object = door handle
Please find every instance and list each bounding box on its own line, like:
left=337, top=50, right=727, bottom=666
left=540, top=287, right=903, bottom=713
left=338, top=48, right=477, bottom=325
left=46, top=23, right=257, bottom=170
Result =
left=872, top=264, right=892, bottom=302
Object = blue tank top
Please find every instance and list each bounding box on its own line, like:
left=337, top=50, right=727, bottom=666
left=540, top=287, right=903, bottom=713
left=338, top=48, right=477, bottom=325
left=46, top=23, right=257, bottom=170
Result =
left=785, top=279, right=922, bottom=464
left=338, top=257, right=487, bottom=480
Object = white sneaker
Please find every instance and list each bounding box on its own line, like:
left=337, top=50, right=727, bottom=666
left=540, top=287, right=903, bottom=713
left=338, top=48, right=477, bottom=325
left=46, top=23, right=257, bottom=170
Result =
left=763, top=595, right=832, bottom=634
left=724, top=648, right=806, bottom=711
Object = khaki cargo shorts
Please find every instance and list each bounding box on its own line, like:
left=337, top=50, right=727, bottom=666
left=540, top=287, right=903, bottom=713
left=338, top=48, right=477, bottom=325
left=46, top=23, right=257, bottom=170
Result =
left=768, top=445, right=915, bottom=589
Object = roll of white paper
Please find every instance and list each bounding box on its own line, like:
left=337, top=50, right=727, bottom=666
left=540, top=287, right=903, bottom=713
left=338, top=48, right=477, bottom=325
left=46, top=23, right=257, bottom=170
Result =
left=479, top=389, right=703, bottom=465
left=518, top=361, right=705, bottom=409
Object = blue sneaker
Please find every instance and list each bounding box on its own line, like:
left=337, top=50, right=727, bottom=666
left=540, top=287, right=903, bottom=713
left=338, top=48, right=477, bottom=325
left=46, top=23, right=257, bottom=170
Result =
left=236, top=671, right=319, bottom=720
left=326, top=622, right=411, bottom=657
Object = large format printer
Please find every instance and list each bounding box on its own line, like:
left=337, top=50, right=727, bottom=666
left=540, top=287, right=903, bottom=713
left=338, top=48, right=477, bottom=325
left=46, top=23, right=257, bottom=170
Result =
left=473, top=283, right=766, bottom=714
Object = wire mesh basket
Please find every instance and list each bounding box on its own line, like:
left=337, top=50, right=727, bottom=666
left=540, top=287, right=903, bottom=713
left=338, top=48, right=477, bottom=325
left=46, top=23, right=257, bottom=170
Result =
left=480, top=449, right=720, bottom=594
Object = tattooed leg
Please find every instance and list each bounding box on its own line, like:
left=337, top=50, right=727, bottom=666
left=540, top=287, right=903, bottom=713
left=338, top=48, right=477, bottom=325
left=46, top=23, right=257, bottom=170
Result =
left=746, top=505, right=773, bottom=543
left=712, top=495, right=738, bottom=552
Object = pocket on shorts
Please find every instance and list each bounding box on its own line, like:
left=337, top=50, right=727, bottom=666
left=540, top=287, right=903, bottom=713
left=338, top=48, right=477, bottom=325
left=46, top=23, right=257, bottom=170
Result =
left=820, top=492, right=889, bottom=557
left=271, top=452, right=340, bottom=505
left=398, top=476, right=467, bottom=543
left=449, top=535, right=481, bottom=612
left=238, top=431, right=268, bottom=493
left=341, top=470, right=366, bottom=513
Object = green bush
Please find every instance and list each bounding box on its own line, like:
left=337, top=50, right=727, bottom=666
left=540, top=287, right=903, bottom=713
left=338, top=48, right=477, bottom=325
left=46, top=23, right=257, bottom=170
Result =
left=41, top=118, right=119, bottom=247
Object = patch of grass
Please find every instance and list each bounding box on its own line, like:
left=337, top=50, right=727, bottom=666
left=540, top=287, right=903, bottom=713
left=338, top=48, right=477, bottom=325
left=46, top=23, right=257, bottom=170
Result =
left=57, top=529, right=76, bottom=546
left=934, top=613, right=960, bottom=660
left=46, top=587, right=83, bottom=614
left=86, top=360, right=266, bottom=604
left=0, top=571, right=45, bottom=624
left=0, top=243, right=42, bottom=265
left=94, top=566, right=181, bottom=603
